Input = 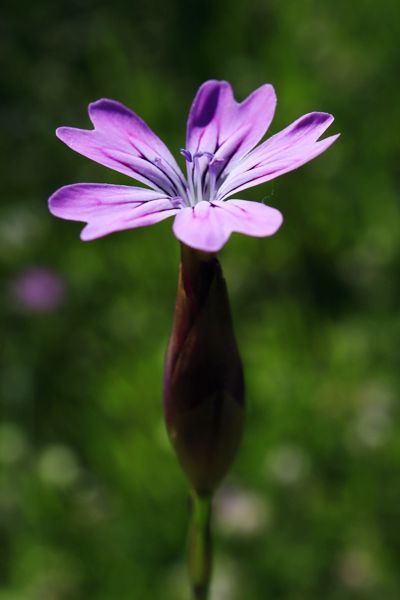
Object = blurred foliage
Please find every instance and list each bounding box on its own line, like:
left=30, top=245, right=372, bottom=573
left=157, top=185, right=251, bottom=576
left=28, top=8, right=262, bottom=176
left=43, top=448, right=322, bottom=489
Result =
left=1, top=0, right=400, bottom=598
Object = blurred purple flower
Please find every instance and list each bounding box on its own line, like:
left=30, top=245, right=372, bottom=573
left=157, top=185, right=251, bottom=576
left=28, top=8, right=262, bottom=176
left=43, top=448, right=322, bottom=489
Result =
left=10, top=267, right=65, bottom=312
left=49, top=80, right=339, bottom=252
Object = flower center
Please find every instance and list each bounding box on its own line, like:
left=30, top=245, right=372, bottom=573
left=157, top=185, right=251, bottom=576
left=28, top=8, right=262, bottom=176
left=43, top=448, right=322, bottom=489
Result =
left=180, top=149, right=226, bottom=207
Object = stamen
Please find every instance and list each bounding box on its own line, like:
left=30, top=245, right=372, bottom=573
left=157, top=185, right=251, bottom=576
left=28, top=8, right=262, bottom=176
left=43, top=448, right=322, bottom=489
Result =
left=207, top=158, right=226, bottom=202
left=193, top=153, right=204, bottom=204
left=170, top=196, right=185, bottom=209
left=179, top=149, right=224, bottom=205
left=153, top=157, right=190, bottom=205
left=193, top=151, right=214, bottom=161
left=180, top=149, right=193, bottom=162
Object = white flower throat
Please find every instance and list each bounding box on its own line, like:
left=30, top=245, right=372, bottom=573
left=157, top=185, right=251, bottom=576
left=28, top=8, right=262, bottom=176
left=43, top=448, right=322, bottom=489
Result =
left=153, top=149, right=227, bottom=207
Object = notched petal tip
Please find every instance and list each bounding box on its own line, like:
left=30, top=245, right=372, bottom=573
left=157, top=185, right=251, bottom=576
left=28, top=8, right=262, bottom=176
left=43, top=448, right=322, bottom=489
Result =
left=325, top=131, right=341, bottom=142
left=48, top=184, right=72, bottom=218
left=190, top=82, right=224, bottom=128
left=300, top=111, right=334, bottom=126
left=88, top=97, right=117, bottom=110
left=257, top=205, right=284, bottom=235
left=197, top=79, right=231, bottom=91
left=288, top=112, right=335, bottom=141
left=55, top=126, right=91, bottom=148
left=220, top=200, right=284, bottom=238
left=314, top=132, right=341, bottom=151
left=247, top=82, right=277, bottom=103
left=88, top=97, right=135, bottom=125
left=55, top=126, right=74, bottom=141
left=79, top=225, right=97, bottom=242
left=270, top=209, right=284, bottom=234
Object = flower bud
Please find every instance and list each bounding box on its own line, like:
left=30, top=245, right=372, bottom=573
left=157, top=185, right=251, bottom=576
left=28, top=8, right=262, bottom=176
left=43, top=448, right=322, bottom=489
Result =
left=164, top=245, right=245, bottom=496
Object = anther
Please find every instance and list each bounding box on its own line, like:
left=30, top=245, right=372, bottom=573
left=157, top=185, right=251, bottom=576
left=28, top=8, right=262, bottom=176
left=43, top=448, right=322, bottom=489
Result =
left=193, top=151, right=214, bottom=161
left=180, top=149, right=193, bottom=162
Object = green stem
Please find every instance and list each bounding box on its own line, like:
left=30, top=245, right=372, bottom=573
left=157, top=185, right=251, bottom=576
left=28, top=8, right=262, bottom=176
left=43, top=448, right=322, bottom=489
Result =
left=188, top=492, right=212, bottom=600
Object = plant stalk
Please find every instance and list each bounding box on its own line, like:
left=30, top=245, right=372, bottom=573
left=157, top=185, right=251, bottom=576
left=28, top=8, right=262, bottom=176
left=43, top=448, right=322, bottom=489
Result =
left=188, top=491, right=212, bottom=600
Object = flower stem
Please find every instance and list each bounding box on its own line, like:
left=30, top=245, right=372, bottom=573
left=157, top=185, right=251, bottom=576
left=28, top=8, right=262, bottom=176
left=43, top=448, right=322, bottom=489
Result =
left=188, top=491, right=212, bottom=600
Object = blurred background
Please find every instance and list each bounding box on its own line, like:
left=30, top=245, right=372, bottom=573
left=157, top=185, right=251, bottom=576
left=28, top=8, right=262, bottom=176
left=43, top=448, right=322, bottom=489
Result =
left=1, top=0, right=399, bottom=598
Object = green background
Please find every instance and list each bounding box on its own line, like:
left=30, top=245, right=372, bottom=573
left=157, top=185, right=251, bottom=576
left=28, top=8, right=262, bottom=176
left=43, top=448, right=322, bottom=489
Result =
left=1, top=1, right=400, bottom=598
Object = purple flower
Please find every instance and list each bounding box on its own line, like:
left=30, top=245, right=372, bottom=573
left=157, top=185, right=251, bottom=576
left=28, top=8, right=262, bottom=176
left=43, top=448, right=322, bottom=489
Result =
left=49, top=80, right=339, bottom=252
left=10, top=267, right=65, bottom=312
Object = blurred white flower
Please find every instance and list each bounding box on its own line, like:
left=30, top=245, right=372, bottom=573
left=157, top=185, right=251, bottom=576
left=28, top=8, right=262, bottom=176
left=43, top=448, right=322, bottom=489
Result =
left=0, top=207, right=44, bottom=254
left=37, top=445, right=80, bottom=488
left=209, top=559, right=243, bottom=600
left=264, top=444, right=310, bottom=485
left=338, top=548, right=378, bottom=591
left=350, top=382, right=394, bottom=449
left=215, top=486, right=271, bottom=537
left=166, top=558, right=244, bottom=600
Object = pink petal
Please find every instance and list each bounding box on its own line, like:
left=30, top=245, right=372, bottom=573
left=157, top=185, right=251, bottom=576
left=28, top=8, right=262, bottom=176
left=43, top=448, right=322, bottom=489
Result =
left=213, top=200, right=283, bottom=237
left=80, top=198, right=179, bottom=241
left=249, top=112, right=336, bottom=163
left=173, top=201, right=230, bottom=252
left=172, top=200, right=283, bottom=252
left=49, top=183, right=179, bottom=241
left=186, top=80, right=276, bottom=163
left=218, top=112, right=339, bottom=199
left=49, top=183, right=170, bottom=221
left=57, top=99, right=185, bottom=195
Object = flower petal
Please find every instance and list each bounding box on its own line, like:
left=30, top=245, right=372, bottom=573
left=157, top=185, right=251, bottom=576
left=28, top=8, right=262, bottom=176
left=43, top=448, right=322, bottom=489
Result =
left=186, top=80, right=276, bottom=163
left=57, top=99, right=186, bottom=195
left=218, top=112, right=339, bottom=199
left=49, top=183, right=179, bottom=241
left=247, top=112, right=336, bottom=163
left=173, top=202, right=230, bottom=252
left=213, top=200, right=283, bottom=237
left=172, top=200, right=283, bottom=252
left=49, top=183, right=170, bottom=221
left=80, top=198, right=179, bottom=241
